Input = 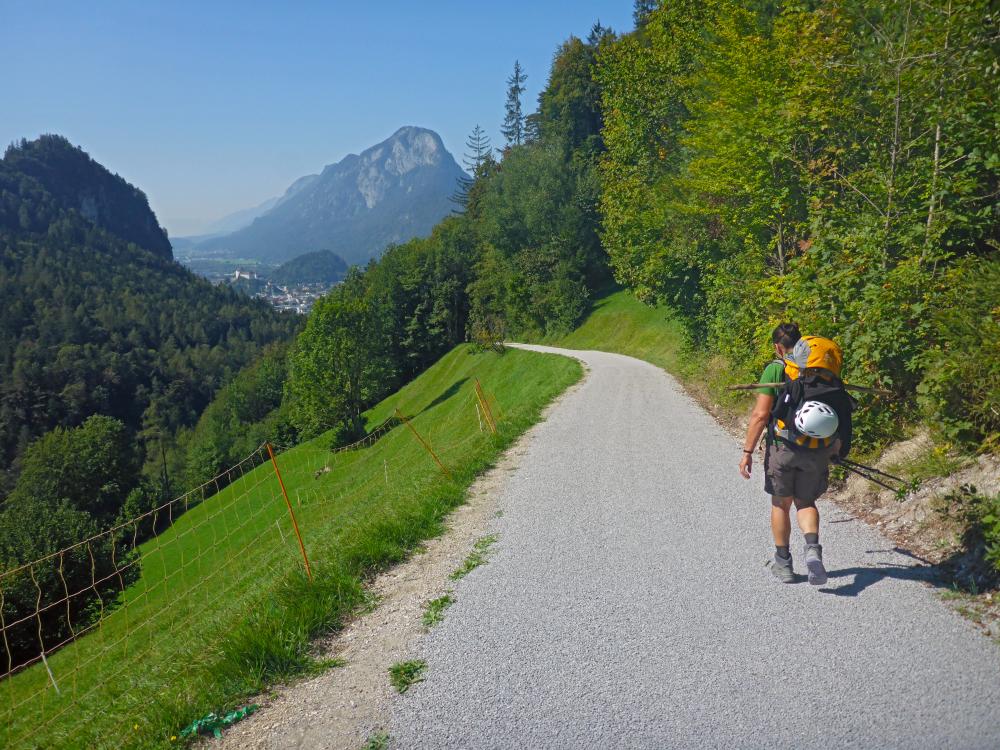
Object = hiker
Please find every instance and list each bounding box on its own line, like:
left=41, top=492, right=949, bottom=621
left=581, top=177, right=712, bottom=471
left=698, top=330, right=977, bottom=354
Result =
left=738, top=323, right=853, bottom=585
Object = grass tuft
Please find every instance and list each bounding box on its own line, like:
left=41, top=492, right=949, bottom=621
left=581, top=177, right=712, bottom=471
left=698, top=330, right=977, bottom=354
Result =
left=449, top=534, right=499, bottom=580
left=421, top=593, right=455, bottom=629
left=389, top=660, right=426, bottom=693
left=363, top=730, right=391, bottom=750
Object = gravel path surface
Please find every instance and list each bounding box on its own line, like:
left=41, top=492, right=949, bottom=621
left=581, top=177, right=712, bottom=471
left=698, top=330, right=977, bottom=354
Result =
left=389, top=345, right=1000, bottom=749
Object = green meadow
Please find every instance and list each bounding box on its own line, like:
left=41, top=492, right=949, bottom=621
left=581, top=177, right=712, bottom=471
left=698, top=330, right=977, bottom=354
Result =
left=2, top=345, right=581, bottom=749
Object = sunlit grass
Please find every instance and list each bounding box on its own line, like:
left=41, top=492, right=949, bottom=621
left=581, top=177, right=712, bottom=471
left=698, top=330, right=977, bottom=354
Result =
left=2, top=345, right=581, bottom=749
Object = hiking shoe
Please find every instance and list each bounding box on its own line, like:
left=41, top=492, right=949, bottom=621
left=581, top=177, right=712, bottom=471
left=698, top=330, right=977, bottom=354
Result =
left=769, top=551, right=795, bottom=583
left=804, top=543, right=828, bottom=586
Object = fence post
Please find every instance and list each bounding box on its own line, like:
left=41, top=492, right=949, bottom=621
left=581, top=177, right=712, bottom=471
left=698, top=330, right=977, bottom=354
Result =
left=266, top=442, right=313, bottom=581
left=395, top=409, right=452, bottom=479
left=475, top=379, right=498, bottom=434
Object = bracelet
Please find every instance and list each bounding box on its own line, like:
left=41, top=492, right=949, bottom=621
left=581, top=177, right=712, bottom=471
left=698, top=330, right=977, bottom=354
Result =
left=742, top=449, right=754, bottom=455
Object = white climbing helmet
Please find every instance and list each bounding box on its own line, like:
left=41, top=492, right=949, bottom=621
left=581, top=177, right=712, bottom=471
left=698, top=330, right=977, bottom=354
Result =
left=794, top=400, right=839, bottom=439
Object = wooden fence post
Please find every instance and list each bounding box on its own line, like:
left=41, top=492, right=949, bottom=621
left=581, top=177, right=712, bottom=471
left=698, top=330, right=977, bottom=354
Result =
left=395, top=409, right=452, bottom=479
left=266, top=442, right=313, bottom=581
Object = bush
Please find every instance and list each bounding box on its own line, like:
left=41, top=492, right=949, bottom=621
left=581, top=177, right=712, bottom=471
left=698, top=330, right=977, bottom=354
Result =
left=917, top=257, right=1000, bottom=449
left=939, top=484, right=1000, bottom=580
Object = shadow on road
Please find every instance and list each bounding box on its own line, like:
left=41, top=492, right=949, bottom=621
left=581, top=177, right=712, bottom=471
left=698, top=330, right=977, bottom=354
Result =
left=819, top=547, right=939, bottom=596
left=820, top=563, right=937, bottom=597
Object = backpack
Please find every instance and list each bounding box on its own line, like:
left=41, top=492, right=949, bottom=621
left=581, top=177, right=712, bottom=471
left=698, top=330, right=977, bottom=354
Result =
left=769, top=335, right=854, bottom=450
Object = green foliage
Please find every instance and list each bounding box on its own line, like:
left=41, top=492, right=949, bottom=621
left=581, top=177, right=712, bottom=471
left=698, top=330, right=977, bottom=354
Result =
left=287, top=272, right=395, bottom=440
left=537, top=34, right=609, bottom=153
left=470, top=139, right=604, bottom=337
left=597, top=0, right=999, bottom=450
left=449, top=534, right=499, bottom=580
left=502, top=61, right=528, bottom=148
left=5, top=415, right=141, bottom=524
left=185, top=343, right=295, bottom=488
left=0, top=136, right=300, bottom=497
left=270, top=249, right=348, bottom=285
left=0, top=416, right=141, bottom=667
left=422, top=593, right=455, bottom=629
left=916, top=258, right=1000, bottom=447
left=939, top=484, right=1000, bottom=580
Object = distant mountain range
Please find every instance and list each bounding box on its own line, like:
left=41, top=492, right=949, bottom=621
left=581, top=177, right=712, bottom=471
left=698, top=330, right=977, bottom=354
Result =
left=176, top=126, right=466, bottom=265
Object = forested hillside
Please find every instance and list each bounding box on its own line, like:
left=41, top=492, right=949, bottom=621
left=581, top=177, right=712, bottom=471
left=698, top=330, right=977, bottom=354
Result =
left=271, top=249, right=348, bottom=285
left=0, top=136, right=300, bottom=554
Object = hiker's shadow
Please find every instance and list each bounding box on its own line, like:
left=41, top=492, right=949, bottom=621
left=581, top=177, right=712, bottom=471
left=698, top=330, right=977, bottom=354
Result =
left=820, top=551, right=937, bottom=597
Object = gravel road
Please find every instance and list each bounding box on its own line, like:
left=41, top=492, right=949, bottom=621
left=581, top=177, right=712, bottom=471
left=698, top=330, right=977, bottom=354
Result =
left=388, top=345, right=1000, bottom=749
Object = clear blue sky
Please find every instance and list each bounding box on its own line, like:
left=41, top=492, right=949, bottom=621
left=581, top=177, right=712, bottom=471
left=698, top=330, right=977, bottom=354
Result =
left=2, top=1, right=634, bottom=236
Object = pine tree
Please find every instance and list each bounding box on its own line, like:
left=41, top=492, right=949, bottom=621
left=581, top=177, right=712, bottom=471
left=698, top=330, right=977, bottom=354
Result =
left=464, top=125, right=492, bottom=173
left=501, top=60, right=528, bottom=148
left=633, top=0, right=657, bottom=28
left=587, top=20, right=611, bottom=46
left=451, top=125, right=493, bottom=208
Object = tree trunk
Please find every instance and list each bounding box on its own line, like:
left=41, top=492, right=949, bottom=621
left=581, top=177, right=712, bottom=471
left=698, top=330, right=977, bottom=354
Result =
left=883, top=0, right=913, bottom=269
left=923, top=0, right=953, bottom=263
left=775, top=218, right=787, bottom=275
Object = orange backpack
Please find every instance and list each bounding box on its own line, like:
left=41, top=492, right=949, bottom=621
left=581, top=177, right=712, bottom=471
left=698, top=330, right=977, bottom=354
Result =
left=772, top=335, right=848, bottom=450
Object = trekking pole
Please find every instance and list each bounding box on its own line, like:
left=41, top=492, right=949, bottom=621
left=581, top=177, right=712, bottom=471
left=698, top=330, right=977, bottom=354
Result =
left=727, top=383, right=893, bottom=396
left=838, top=458, right=906, bottom=484
left=834, top=461, right=903, bottom=493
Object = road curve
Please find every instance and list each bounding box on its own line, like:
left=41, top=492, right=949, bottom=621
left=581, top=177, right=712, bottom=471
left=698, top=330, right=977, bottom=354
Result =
left=389, top=345, right=1000, bottom=749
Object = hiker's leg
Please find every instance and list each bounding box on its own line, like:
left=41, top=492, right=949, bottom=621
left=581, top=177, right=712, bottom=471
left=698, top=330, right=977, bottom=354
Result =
left=769, top=494, right=796, bottom=581
left=771, top=495, right=794, bottom=547
left=796, top=499, right=827, bottom=585
left=793, top=449, right=830, bottom=537
left=795, top=503, right=819, bottom=536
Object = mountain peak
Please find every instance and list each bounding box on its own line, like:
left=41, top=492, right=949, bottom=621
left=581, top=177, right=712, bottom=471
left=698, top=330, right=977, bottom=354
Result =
left=355, top=127, right=449, bottom=208
left=195, top=126, right=464, bottom=265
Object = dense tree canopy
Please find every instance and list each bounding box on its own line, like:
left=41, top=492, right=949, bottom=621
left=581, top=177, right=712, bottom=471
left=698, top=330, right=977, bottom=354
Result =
left=598, top=0, right=998, bottom=446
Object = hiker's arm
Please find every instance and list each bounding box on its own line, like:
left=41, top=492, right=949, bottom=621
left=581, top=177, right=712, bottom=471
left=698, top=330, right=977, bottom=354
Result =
left=740, top=393, right=773, bottom=478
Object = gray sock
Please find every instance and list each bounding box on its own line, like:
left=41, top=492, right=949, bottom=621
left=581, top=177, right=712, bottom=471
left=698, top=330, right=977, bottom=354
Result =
left=776, top=546, right=790, bottom=560
left=804, top=532, right=819, bottom=546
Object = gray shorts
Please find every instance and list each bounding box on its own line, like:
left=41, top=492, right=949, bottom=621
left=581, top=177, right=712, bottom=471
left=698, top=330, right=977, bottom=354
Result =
left=765, top=441, right=835, bottom=506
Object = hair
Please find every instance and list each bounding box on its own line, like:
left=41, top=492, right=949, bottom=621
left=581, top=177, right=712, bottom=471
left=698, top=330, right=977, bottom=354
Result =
left=771, top=322, right=801, bottom=349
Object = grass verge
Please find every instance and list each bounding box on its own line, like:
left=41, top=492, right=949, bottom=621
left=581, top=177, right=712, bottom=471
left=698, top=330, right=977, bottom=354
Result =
left=3, top=345, right=581, bottom=749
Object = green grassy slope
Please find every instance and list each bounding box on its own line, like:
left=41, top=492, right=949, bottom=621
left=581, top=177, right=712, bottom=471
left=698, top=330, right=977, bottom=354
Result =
left=3, top=345, right=581, bottom=749
left=536, top=287, right=745, bottom=414
left=538, top=287, right=688, bottom=371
